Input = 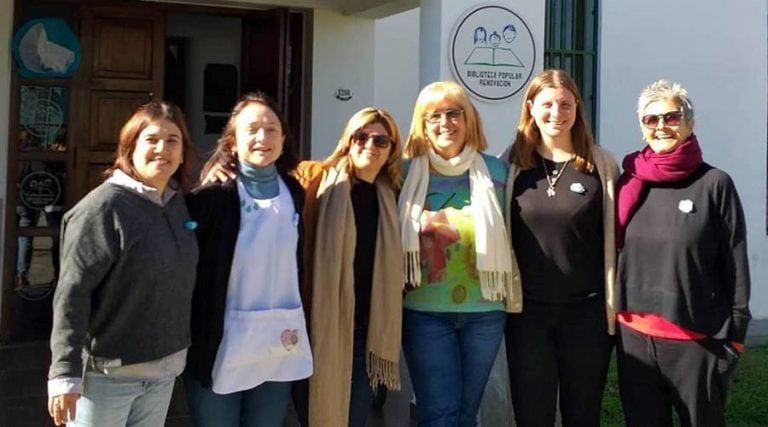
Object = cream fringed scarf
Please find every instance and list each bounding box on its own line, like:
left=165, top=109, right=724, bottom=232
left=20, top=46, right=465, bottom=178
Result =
left=309, top=160, right=403, bottom=427
left=398, top=146, right=513, bottom=300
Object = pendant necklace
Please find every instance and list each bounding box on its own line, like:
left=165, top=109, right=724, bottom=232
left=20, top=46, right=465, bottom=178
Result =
left=541, top=155, right=572, bottom=197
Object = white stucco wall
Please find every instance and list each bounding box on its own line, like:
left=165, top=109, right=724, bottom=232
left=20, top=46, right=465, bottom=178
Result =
left=373, top=8, right=419, bottom=140
left=374, top=1, right=546, bottom=154
left=167, top=14, right=241, bottom=158
left=310, top=9, right=376, bottom=159
left=599, top=1, right=768, bottom=318
left=0, top=0, right=13, bottom=324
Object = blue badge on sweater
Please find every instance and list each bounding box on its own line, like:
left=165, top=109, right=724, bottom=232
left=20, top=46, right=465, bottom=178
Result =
left=185, top=221, right=198, bottom=230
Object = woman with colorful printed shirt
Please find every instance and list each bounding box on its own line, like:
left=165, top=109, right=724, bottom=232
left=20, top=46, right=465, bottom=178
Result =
left=399, top=81, right=514, bottom=426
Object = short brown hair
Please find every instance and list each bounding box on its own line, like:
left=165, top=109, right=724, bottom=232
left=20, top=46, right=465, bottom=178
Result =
left=105, top=101, right=196, bottom=191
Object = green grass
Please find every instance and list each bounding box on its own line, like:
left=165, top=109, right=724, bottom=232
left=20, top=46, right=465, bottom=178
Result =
left=600, top=346, right=768, bottom=427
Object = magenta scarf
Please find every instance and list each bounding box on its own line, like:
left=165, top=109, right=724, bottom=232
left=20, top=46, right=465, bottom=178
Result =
left=616, top=134, right=703, bottom=249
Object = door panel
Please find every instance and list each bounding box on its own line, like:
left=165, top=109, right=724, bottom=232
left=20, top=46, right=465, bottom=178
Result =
left=241, top=9, right=310, bottom=157
left=89, top=91, right=148, bottom=151
left=77, top=5, right=164, bottom=197
left=287, top=10, right=310, bottom=158
left=241, top=9, right=287, bottom=106
left=92, top=18, right=155, bottom=79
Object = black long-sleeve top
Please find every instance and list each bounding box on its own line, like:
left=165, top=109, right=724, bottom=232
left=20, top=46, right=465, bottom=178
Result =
left=351, top=180, right=379, bottom=335
left=510, top=156, right=604, bottom=304
left=616, top=163, right=751, bottom=343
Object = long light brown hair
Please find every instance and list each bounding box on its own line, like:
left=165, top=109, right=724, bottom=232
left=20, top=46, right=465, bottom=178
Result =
left=404, top=81, right=487, bottom=159
left=323, top=107, right=403, bottom=189
left=508, top=69, right=595, bottom=171
left=105, top=101, right=196, bottom=191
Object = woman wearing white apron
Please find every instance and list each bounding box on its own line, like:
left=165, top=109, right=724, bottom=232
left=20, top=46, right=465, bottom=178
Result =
left=185, top=92, right=312, bottom=426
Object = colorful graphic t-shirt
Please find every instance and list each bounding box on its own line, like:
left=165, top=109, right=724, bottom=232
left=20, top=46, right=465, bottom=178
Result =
left=404, top=154, right=508, bottom=313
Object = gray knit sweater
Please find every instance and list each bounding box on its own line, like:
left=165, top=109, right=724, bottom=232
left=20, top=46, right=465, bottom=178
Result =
left=49, top=181, right=198, bottom=380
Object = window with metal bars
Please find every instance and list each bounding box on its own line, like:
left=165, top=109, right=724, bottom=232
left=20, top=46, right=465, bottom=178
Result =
left=545, top=0, right=598, bottom=130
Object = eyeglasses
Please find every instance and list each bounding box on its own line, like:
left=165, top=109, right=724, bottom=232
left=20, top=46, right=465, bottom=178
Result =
left=641, top=111, right=684, bottom=129
left=352, top=131, right=392, bottom=148
left=424, top=109, right=464, bottom=124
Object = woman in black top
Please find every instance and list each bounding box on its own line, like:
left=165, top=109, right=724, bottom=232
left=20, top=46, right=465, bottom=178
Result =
left=615, top=80, right=751, bottom=427
left=502, top=69, right=618, bottom=427
left=299, top=108, right=404, bottom=427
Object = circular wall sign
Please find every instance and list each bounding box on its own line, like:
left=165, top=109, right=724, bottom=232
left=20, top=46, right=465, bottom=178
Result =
left=19, top=171, right=62, bottom=211
left=12, top=18, right=82, bottom=79
left=450, top=5, right=536, bottom=102
left=21, top=96, right=64, bottom=140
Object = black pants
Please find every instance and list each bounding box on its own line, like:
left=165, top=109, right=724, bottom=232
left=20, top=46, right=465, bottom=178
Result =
left=291, top=378, right=309, bottom=427
left=616, top=324, right=738, bottom=427
left=505, top=298, right=614, bottom=427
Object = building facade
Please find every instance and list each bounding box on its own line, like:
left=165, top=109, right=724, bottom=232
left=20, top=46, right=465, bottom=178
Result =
left=0, top=0, right=766, bottom=341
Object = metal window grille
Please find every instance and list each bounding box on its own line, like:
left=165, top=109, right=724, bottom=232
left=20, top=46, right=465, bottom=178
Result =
left=544, top=0, right=599, bottom=131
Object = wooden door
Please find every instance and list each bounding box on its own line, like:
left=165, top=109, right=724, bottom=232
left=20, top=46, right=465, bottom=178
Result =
left=74, top=4, right=165, bottom=198
left=1, top=1, right=164, bottom=341
left=241, top=9, right=311, bottom=158
left=241, top=9, right=288, bottom=107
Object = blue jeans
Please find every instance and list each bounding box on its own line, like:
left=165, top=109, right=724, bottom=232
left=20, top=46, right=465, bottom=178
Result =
left=15, top=205, right=38, bottom=278
left=184, top=376, right=292, bottom=427
left=403, top=309, right=506, bottom=427
left=349, top=331, right=375, bottom=427
left=70, top=372, right=175, bottom=427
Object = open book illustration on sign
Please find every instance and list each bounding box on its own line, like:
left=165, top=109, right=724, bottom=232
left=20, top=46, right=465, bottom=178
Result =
left=465, top=24, right=524, bottom=67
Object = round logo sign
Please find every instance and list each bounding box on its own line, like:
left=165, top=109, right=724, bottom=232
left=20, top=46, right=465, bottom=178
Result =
left=21, top=97, right=64, bottom=139
left=19, top=171, right=62, bottom=211
left=450, top=5, right=536, bottom=101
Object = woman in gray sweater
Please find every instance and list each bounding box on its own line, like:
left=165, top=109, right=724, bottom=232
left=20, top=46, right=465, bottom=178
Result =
left=47, top=102, right=199, bottom=426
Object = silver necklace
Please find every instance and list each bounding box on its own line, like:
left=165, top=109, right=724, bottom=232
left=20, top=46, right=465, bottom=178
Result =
left=541, top=156, right=572, bottom=197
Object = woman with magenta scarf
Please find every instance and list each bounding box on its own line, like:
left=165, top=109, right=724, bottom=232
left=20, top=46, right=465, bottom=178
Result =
left=615, top=80, right=751, bottom=427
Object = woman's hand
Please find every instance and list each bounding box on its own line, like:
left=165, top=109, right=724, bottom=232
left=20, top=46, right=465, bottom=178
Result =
left=48, top=393, right=80, bottom=426
left=202, top=163, right=236, bottom=185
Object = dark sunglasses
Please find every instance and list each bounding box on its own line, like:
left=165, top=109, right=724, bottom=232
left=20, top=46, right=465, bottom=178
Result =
left=641, top=111, right=684, bottom=129
left=352, top=131, right=392, bottom=148
left=424, top=108, right=464, bottom=124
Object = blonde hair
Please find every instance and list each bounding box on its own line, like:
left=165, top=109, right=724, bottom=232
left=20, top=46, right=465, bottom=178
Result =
left=508, top=69, right=595, bottom=171
left=404, top=81, right=487, bottom=158
left=323, top=107, right=403, bottom=189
